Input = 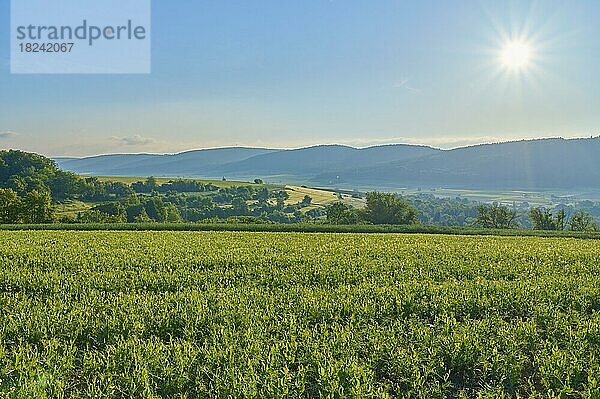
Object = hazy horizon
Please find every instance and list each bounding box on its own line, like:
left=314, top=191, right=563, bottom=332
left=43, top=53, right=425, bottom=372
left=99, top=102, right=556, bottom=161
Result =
left=10, top=134, right=593, bottom=159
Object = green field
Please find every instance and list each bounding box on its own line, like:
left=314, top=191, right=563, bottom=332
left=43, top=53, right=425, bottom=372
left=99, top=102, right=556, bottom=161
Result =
left=1, top=231, right=600, bottom=398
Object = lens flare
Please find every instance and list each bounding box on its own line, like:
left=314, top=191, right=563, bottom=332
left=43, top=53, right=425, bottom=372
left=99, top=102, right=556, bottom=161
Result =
left=500, top=41, right=531, bottom=70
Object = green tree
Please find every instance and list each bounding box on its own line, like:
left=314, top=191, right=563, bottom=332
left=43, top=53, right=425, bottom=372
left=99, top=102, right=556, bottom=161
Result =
left=254, top=178, right=263, bottom=184
left=276, top=198, right=285, bottom=209
left=255, top=188, right=270, bottom=202
left=0, top=150, right=57, bottom=195
left=0, top=188, right=22, bottom=223
left=274, top=190, right=290, bottom=201
left=144, top=197, right=168, bottom=222
left=300, top=195, right=312, bottom=206
left=92, top=203, right=127, bottom=222
left=364, top=192, right=418, bottom=225
left=474, top=204, right=518, bottom=229
left=568, top=211, right=598, bottom=232
left=131, top=177, right=159, bottom=194
left=125, top=195, right=145, bottom=222
left=530, top=208, right=554, bottom=230
left=134, top=208, right=152, bottom=223
left=126, top=194, right=141, bottom=205
left=146, top=177, right=158, bottom=191
left=232, top=198, right=249, bottom=215
left=530, top=208, right=567, bottom=230
left=104, top=181, right=134, bottom=198
left=46, top=170, right=82, bottom=202
left=166, top=204, right=183, bottom=223
left=555, top=209, right=567, bottom=231
left=326, top=202, right=359, bottom=224
left=22, top=189, right=53, bottom=223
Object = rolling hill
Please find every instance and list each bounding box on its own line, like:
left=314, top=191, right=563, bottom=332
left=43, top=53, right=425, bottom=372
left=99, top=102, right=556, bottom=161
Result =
left=55, top=147, right=278, bottom=177
left=315, top=138, right=600, bottom=190
left=55, top=137, right=600, bottom=190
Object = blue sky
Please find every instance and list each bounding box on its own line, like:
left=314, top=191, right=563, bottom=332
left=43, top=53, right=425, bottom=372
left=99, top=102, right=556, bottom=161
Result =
left=1, top=0, right=600, bottom=156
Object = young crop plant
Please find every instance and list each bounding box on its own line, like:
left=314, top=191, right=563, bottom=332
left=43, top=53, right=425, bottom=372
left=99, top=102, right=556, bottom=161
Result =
left=0, top=231, right=599, bottom=397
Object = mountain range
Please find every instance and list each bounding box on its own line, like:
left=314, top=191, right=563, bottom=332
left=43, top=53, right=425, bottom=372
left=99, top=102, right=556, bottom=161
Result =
left=55, top=137, right=600, bottom=191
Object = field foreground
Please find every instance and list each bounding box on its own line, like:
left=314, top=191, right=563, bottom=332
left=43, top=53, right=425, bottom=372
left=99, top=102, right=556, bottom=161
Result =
left=1, top=231, right=599, bottom=398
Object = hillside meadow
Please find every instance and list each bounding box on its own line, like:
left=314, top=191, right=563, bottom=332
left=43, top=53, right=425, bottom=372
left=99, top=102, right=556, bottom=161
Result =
left=0, top=231, right=599, bottom=397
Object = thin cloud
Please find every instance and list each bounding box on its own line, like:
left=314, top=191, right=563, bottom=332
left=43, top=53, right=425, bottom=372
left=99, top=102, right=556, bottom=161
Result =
left=334, top=135, right=499, bottom=149
left=110, top=134, right=155, bottom=146
left=393, top=79, right=420, bottom=93
left=0, top=130, right=18, bottom=139
left=336, top=134, right=590, bottom=150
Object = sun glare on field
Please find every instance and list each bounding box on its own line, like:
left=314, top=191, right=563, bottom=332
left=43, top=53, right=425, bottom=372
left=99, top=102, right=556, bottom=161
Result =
left=500, top=40, right=532, bottom=71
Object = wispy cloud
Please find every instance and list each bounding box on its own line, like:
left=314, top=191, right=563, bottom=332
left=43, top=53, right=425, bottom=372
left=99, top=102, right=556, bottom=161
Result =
left=0, top=130, right=18, bottom=139
left=393, top=79, right=420, bottom=93
left=110, top=134, right=155, bottom=146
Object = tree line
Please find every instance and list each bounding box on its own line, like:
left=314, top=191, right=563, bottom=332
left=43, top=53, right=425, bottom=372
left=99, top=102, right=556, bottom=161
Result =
left=1, top=149, right=599, bottom=231
left=325, top=196, right=598, bottom=231
left=0, top=150, right=305, bottom=224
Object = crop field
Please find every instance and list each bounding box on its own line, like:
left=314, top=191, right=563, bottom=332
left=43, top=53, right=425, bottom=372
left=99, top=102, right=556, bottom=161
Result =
left=0, top=231, right=599, bottom=398
left=285, top=186, right=339, bottom=205
left=284, top=186, right=365, bottom=212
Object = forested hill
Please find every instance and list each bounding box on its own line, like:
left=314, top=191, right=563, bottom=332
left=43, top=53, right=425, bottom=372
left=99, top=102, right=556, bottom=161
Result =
left=315, top=138, right=600, bottom=190
left=55, top=144, right=440, bottom=180
left=55, top=137, right=600, bottom=190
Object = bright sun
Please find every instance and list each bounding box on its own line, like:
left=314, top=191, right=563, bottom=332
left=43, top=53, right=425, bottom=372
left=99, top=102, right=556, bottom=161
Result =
left=500, top=40, right=531, bottom=70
